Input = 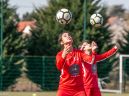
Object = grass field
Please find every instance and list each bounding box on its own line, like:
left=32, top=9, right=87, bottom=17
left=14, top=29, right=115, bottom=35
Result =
left=1, top=92, right=129, bottom=96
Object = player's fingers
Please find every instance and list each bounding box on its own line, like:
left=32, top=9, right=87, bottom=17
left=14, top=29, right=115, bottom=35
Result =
left=92, top=41, right=97, bottom=47
left=92, top=41, right=96, bottom=45
left=64, top=45, right=71, bottom=53
left=64, top=45, right=70, bottom=50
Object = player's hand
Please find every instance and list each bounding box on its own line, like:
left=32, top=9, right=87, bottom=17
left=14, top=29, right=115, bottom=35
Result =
left=80, top=44, right=85, bottom=50
left=114, top=44, right=118, bottom=49
left=62, top=44, right=71, bottom=58
left=91, top=41, right=98, bottom=51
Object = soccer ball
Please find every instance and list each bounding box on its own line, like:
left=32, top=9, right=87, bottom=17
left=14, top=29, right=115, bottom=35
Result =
left=90, top=13, right=103, bottom=27
left=56, top=8, right=72, bottom=25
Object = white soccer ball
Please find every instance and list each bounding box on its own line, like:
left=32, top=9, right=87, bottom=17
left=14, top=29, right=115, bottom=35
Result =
left=56, top=8, right=72, bottom=25
left=90, top=13, right=103, bottom=27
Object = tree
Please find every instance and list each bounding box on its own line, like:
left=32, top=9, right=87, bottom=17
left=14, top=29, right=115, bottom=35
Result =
left=103, top=5, right=129, bottom=89
left=106, top=5, right=129, bottom=72
left=1, top=0, right=28, bottom=90
left=2, top=0, right=28, bottom=55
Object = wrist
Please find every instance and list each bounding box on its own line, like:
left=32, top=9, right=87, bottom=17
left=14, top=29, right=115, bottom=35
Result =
left=92, top=48, right=97, bottom=52
left=92, top=50, right=97, bottom=55
left=62, top=51, right=67, bottom=59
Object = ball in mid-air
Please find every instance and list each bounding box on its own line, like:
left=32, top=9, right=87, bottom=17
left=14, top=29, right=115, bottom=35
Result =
left=90, top=13, right=103, bottom=27
left=56, top=8, right=72, bottom=25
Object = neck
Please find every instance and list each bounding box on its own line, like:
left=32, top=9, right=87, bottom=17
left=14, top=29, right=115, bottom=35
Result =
left=69, top=47, right=73, bottom=52
left=64, top=44, right=73, bottom=52
left=85, top=51, right=91, bottom=55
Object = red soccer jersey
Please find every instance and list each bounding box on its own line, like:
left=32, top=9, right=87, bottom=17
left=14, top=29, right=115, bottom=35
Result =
left=83, top=46, right=118, bottom=88
left=56, top=49, right=93, bottom=90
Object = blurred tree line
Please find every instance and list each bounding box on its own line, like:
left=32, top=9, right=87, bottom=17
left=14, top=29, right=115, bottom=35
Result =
left=1, top=0, right=129, bottom=91
left=1, top=0, right=29, bottom=90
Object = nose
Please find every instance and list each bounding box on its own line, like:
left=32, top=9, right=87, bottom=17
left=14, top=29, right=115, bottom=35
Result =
left=68, top=36, right=71, bottom=39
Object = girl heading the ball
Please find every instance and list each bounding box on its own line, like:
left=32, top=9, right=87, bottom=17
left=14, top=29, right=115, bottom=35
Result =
left=79, top=40, right=118, bottom=96
left=56, top=32, right=95, bottom=96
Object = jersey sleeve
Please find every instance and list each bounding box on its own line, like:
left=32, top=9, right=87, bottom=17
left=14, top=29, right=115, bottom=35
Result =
left=56, top=51, right=65, bottom=70
left=96, top=46, right=118, bottom=62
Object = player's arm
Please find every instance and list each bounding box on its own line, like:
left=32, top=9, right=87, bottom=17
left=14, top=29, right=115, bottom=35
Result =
left=91, top=41, right=98, bottom=55
left=56, top=52, right=65, bottom=70
left=56, top=45, right=70, bottom=70
left=96, top=45, right=118, bottom=62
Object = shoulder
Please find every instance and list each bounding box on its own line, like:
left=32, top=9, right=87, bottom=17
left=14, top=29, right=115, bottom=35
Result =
left=56, top=50, right=63, bottom=56
left=73, top=48, right=82, bottom=52
left=73, top=49, right=83, bottom=55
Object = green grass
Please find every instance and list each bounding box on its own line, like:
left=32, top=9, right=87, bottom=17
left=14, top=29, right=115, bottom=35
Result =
left=0, top=92, right=129, bottom=96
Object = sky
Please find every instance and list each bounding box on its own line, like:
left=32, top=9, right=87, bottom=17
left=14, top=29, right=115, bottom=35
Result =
left=9, top=0, right=129, bottom=18
left=101, top=0, right=129, bottom=9
left=9, top=0, right=48, bottom=18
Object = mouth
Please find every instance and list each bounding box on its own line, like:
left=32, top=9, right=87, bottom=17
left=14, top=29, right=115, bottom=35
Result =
left=67, top=38, right=72, bottom=41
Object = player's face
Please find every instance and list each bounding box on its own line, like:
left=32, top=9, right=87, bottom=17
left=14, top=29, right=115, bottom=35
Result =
left=61, top=32, right=73, bottom=45
left=81, top=42, right=91, bottom=51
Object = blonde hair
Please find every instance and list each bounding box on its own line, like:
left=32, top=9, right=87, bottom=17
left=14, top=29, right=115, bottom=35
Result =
left=78, top=40, right=91, bottom=49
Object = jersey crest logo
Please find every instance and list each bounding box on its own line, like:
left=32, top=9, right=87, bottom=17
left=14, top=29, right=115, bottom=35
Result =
left=69, top=64, right=80, bottom=76
left=92, top=64, right=97, bottom=73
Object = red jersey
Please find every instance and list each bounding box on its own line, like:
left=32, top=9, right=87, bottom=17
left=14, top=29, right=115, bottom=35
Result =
left=56, top=49, right=93, bottom=90
left=82, top=46, right=118, bottom=88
